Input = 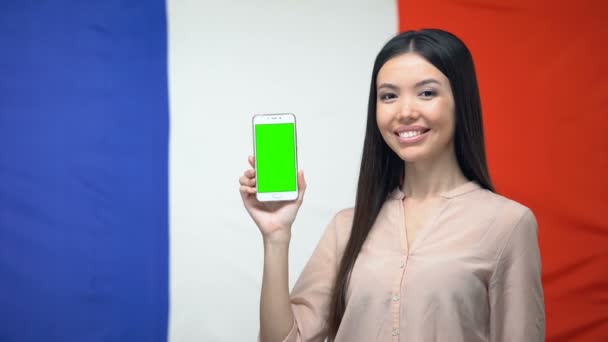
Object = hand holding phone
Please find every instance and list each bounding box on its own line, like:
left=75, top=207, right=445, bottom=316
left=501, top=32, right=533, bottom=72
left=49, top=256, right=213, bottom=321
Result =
left=239, top=113, right=307, bottom=241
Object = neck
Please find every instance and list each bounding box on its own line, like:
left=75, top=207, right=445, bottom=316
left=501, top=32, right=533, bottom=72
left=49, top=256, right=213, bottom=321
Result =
left=402, top=146, right=468, bottom=200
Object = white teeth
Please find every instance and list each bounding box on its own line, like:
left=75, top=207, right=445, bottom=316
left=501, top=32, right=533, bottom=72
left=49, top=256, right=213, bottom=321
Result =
left=398, top=130, right=423, bottom=138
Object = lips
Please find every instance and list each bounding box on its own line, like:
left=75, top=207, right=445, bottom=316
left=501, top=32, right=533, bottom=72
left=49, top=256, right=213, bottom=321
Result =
left=394, top=126, right=430, bottom=144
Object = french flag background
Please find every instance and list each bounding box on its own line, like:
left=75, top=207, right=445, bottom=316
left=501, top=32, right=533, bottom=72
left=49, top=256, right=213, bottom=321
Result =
left=1, top=1, right=606, bottom=341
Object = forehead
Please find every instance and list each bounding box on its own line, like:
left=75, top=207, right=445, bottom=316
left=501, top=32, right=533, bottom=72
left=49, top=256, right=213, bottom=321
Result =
left=377, top=53, right=448, bottom=86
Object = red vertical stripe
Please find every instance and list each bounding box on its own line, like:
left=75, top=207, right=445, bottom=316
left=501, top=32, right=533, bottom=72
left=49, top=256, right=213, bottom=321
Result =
left=397, top=1, right=608, bottom=341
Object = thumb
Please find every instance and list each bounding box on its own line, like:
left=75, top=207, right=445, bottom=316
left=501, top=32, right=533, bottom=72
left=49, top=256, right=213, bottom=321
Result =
left=297, top=170, right=307, bottom=202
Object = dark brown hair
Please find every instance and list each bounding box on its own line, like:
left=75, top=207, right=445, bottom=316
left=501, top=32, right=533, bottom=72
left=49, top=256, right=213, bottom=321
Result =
left=326, top=28, right=495, bottom=340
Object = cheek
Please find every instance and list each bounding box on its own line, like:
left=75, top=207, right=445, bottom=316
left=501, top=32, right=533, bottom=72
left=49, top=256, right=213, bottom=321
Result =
left=375, top=110, right=396, bottom=147
left=428, top=102, right=455, bottom=130
left=375, top=106, right=391, bottom=130
left=436, top=111, right=456, bottom=145
left=442, top=106, right=456, bottom=133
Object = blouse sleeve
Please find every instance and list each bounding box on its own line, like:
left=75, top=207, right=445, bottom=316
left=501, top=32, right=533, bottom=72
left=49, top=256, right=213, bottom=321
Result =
left=489, top=209, right=545, bottom=341
left=280, top=213, right=341, bottom=342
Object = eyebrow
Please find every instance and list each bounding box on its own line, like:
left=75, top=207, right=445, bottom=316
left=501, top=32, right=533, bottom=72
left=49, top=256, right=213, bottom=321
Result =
left=377, top=78, right=442, bottom=90
left=415, top=78, right=441, bottom=87
left=377, top=83, right=400, bottom=91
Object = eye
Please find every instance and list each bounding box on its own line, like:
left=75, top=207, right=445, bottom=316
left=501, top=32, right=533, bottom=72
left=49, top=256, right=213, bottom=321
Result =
left=419, top=90, right=437, bottom=98
left=379, top=93, right=398, bottom=101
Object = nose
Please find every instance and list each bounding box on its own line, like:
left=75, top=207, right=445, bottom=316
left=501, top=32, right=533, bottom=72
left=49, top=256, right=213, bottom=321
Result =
left=398, top=98, right=419, bottom=121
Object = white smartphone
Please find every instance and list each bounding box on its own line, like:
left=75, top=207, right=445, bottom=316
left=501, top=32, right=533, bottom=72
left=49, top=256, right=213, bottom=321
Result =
left=252, top=113, right=298, bottom=202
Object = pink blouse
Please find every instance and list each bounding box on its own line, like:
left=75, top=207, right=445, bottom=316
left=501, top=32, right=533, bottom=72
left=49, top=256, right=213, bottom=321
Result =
left=281, top=181, right=544, bottom=341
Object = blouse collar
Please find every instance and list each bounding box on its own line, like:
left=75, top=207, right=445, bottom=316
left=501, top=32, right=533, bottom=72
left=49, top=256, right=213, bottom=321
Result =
left=389, top=180, right=481, bottom=200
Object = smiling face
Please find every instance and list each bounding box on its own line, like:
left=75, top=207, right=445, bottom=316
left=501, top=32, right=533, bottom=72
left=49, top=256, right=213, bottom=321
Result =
left=376, top=53, right=457, bottom=164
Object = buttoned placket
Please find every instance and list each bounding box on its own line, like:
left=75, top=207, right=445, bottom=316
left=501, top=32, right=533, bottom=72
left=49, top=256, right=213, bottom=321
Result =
left=392, top=199, right=409, bottom=342
left=391, top=192, right=450, bottom=341
left=391, top=256, right=407, bottom=341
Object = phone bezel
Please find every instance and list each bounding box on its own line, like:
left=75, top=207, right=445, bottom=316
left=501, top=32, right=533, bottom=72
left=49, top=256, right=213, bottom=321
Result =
left=252, top=113, right=299, bottom=202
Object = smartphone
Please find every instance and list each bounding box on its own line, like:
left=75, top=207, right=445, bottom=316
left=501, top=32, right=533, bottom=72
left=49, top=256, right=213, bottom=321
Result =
left=252, top=113, right=298, bottom=202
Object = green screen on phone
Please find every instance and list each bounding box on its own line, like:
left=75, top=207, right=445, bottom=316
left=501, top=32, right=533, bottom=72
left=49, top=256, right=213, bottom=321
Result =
left=255, top=123, right=297, bottom=193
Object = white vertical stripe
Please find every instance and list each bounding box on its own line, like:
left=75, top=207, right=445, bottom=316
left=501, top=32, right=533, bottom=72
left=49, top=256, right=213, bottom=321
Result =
left=167, top=1, right=397, bottom=340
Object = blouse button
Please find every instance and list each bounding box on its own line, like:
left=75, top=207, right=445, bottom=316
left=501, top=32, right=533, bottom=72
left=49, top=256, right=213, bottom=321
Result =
left=400, top=260, right=405, bottom=268
left=392, top=329, right=400, bottom=336
left=392, top=295, right=400, bottom=302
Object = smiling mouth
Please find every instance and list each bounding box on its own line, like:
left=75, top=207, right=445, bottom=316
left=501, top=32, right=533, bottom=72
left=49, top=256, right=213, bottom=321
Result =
left=395, top=129, right=430, bottom=139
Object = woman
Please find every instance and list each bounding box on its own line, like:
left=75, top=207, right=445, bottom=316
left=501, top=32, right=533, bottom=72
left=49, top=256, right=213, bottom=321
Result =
left=239, top=29, right=545, bottom=342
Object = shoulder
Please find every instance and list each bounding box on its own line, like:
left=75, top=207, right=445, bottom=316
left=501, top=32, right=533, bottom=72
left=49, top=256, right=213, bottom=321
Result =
left=323, top=207, right=355, bottom=255
left=455, top=188, right=538, bottom=257
left=478, top=190, right=536, bottom=229
left=328, top=207, right=355, bottom=237
left=475, top=190, right=539, bottom=260
left=456, top=186, right=534, bottom=226
left=333, top=207, right=355, bottom=226
left=485, top=194, right=542, bottom=284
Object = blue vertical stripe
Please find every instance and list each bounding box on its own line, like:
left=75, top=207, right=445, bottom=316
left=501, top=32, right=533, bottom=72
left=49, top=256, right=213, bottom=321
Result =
left=0, top=1, right=169, bottom=341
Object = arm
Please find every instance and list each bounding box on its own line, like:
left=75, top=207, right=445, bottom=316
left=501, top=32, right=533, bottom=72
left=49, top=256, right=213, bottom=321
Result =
left=240, top=155, right=337, bottom=342
left=238, top=155, right=309, bottom=342
left=287, top=215, right=339, bottom=342
left=261, top=214, right=340, bottom=342
left=489, top=209, right=545, bottom=341
left=260, top=236, right=296, bottom=342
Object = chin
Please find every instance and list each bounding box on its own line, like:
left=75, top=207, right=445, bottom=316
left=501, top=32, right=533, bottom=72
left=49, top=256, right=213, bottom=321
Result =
left=392, top=146, right=431, bottom=163
left=396, top=151, right=427, bottom=163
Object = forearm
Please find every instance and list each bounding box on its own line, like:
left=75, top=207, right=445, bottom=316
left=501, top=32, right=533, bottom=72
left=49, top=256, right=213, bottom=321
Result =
left=260, top=236, right=295, bottom=342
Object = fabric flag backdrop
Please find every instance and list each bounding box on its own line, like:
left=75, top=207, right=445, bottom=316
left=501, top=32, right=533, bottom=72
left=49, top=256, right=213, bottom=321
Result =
left=0, top=1, right=606, bottom=341
left=397, top=1, right=608, bottom=340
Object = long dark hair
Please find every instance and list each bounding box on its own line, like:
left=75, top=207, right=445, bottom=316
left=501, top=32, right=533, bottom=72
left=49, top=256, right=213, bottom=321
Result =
left=326, top=29, right=495, bottom=340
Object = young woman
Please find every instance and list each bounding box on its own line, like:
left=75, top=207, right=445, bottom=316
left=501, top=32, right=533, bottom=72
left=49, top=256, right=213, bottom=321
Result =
left=239, top=29, right=545, bottom=342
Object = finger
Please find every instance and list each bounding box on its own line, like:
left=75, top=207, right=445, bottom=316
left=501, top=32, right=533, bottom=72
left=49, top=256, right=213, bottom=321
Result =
left=248, top=155, right=255, bottom=168
left=244, top=168, right=256, bottom=178
left=239, top=175, right=254, bottom=186
left=240, top=185, right=257, bottom=195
